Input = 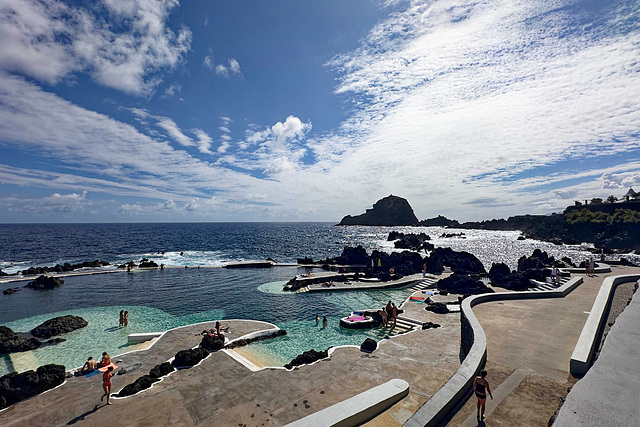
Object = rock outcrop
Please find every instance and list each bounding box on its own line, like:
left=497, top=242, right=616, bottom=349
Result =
left=284, top=349, right=328, bottom=370
left=360, top=338, right=377, bottom=353
left=116, top=375, right=159, bottom=397
left=339, top=195, right=419, bottom=226
left=3, top=288, right=20, bottom=295
left=30, top=315, right=88, bottom=339
left=436, top=274, right=492, bottom=295
left=200, top=334, right=225, bottom=352
left=422, top=322, right=441, bottom=330
left=0, top=326, right=42, bottom=353
left=24, top=275, right=64, bottom=290
left=427, top=248, right=486, bottom=275
left=0, top=364, right=65, bottom=409
left=149, top=362, right=175, bottom=379
left=172, top=348, right=209, bottom=368
left=20, top=260, right=110, bottom=276
left=225, top=329, right=287, bottom=349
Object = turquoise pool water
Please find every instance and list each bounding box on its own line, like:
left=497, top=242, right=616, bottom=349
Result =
left=1, top=277, right=412, bottom=375
left=1, top=305, right=223, bottom=377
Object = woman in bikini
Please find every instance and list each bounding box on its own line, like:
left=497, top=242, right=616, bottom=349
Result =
left=101, top=366, right=115, bottom=405
left=473, top=370, right=493, bottom=420
left=98, top=352, right=111, bottom=368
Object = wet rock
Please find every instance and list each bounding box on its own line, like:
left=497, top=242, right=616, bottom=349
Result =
left=172, top=348, right=209, bottom=368
left=360, top=338, right=377, bottom=353
left=3, top=288, right=20, bottom=295
left=0, top=268, right=8, bottom=277
left=200, top=334, right=225, bottom=352
left=44, top=338, right=66, bottom=345
left=138, top=259, right=158, bottom=268
left=24, top=275, right=64, bottom=290
left=297, top=257, right=314, bottom=264
left=149, top=362, right=174, bottom=379
left=31, top=315, right=88, bottom=339
left=0, top=364, right=65, bottom=409
left=0, top=326, right=42, bottom=353
left=284, top=349, right=328, bottom=370
left=436, top=274, right=492, bottom=295
left=116, top=375, right=159, bottom=397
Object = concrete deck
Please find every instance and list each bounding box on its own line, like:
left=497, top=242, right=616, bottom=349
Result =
left=307, top=274, right=424, bottom=292
left=0, top=294, right=463, bottom=427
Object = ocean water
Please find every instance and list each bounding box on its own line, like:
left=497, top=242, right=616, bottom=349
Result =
left=0, top=222, right=619, bottom=375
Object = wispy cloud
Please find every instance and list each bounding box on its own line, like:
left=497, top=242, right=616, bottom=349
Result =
left=215, top=64, right=229, bottom=78
left=203, top=54, right=214, bottom=70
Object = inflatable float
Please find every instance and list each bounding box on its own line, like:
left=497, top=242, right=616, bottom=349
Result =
left=339, top=311, right=378, bottom=329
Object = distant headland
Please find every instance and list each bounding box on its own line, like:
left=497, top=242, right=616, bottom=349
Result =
left=338, top=192, right=640, bottom=252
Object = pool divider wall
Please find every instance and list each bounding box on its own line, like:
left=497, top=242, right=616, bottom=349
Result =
left=569, top=274, right=640, bottom=376
left=403, top=276, right=583, bottom=427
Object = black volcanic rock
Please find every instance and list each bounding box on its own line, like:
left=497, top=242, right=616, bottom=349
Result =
left=428, top=248, right=486, bottom=275
left=492, top=272, right=532, bottom=291
left=334, top=245, right=371, bottom=265
left=3, top=288, right=20, bottom=295
left=360, top=338, right=377, bottom=353
left=488, top=263, right=511, bottom=284
left=339, top=195, right=419, bottom=226
left=0, top=269, right=8, bottom=277
left=425, top=302, right=449, bottom=314
left=138, top=259, right=158, bottom=268
left=172, top=348, right=209, bottom=368
left=419, top=215, right=461, bottom=227
left=284, top=349, right=328, bottom=370
left=31, top=315, right=88, bottom=339
left=422, top=321, right=441, bottom=329
left=200, top=334, right=225, bottom=352
left=24, top=275, right=64, bottom=290
left=436, top=274, right=492, bottom=295
left=0, top=326, right=42, bottom=354
left=116, top=375, right=159, bottom=397
left=149, top=362, right=174, bottom=379
left=0, top=364, right=65, bottom=409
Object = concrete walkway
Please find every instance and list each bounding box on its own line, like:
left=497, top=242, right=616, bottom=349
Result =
left=554, top=281, right=640, bottom=426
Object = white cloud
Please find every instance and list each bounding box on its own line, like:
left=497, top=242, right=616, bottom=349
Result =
left=0, top=0, right=191, bottom=95
left=215, top=64, right=229, bottom=78
left=203, top=15, right=209, bottom=27
left=194, top=129, right=213, bottom=154
left=156, top=117, right=195, bottom=147
left=163, top=82, right=181, bottom=97
left=229, top=58, right=241, bottom=75
left=203, top=54, right=214, bottom=70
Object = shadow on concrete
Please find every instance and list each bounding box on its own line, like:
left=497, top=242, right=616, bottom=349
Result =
left=67, top=404, right=101, bottom=424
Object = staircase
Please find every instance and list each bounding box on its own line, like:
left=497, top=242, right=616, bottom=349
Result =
left=407, top=276, right=439, bottom=292
left=386, top=316, right=423, bottom=336
left=529, top=275, right=570, bottom=292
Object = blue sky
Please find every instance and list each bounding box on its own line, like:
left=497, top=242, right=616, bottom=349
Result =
left=0, top=0, right=639, bottom=222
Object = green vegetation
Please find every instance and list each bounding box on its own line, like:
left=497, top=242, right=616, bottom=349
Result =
left=566, top=209, right=640, bottom=225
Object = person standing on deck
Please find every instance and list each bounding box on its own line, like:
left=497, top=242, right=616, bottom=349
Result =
left=473, top=370, right=493, bottom=420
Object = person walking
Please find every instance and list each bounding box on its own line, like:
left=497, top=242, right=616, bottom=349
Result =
left=473, top=370, right=493, bottom=420
left=101, top=366, right=115, bottom=405
left=391, top=303, right=398, bottom=327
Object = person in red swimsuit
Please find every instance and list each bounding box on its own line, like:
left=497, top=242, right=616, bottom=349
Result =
left=101, top=366, right=115, bottom=405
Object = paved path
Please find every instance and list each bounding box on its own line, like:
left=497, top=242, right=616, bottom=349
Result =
left=554, top=280, right=640, bottom=426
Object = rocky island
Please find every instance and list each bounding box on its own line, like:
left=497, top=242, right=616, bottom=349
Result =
left=338, top=195, right=419, bottom=226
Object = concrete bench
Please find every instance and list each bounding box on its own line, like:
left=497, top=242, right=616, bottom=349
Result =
left=570, top=274, right=640, bottom=376
left=285, top=378, right=409, bottom=427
